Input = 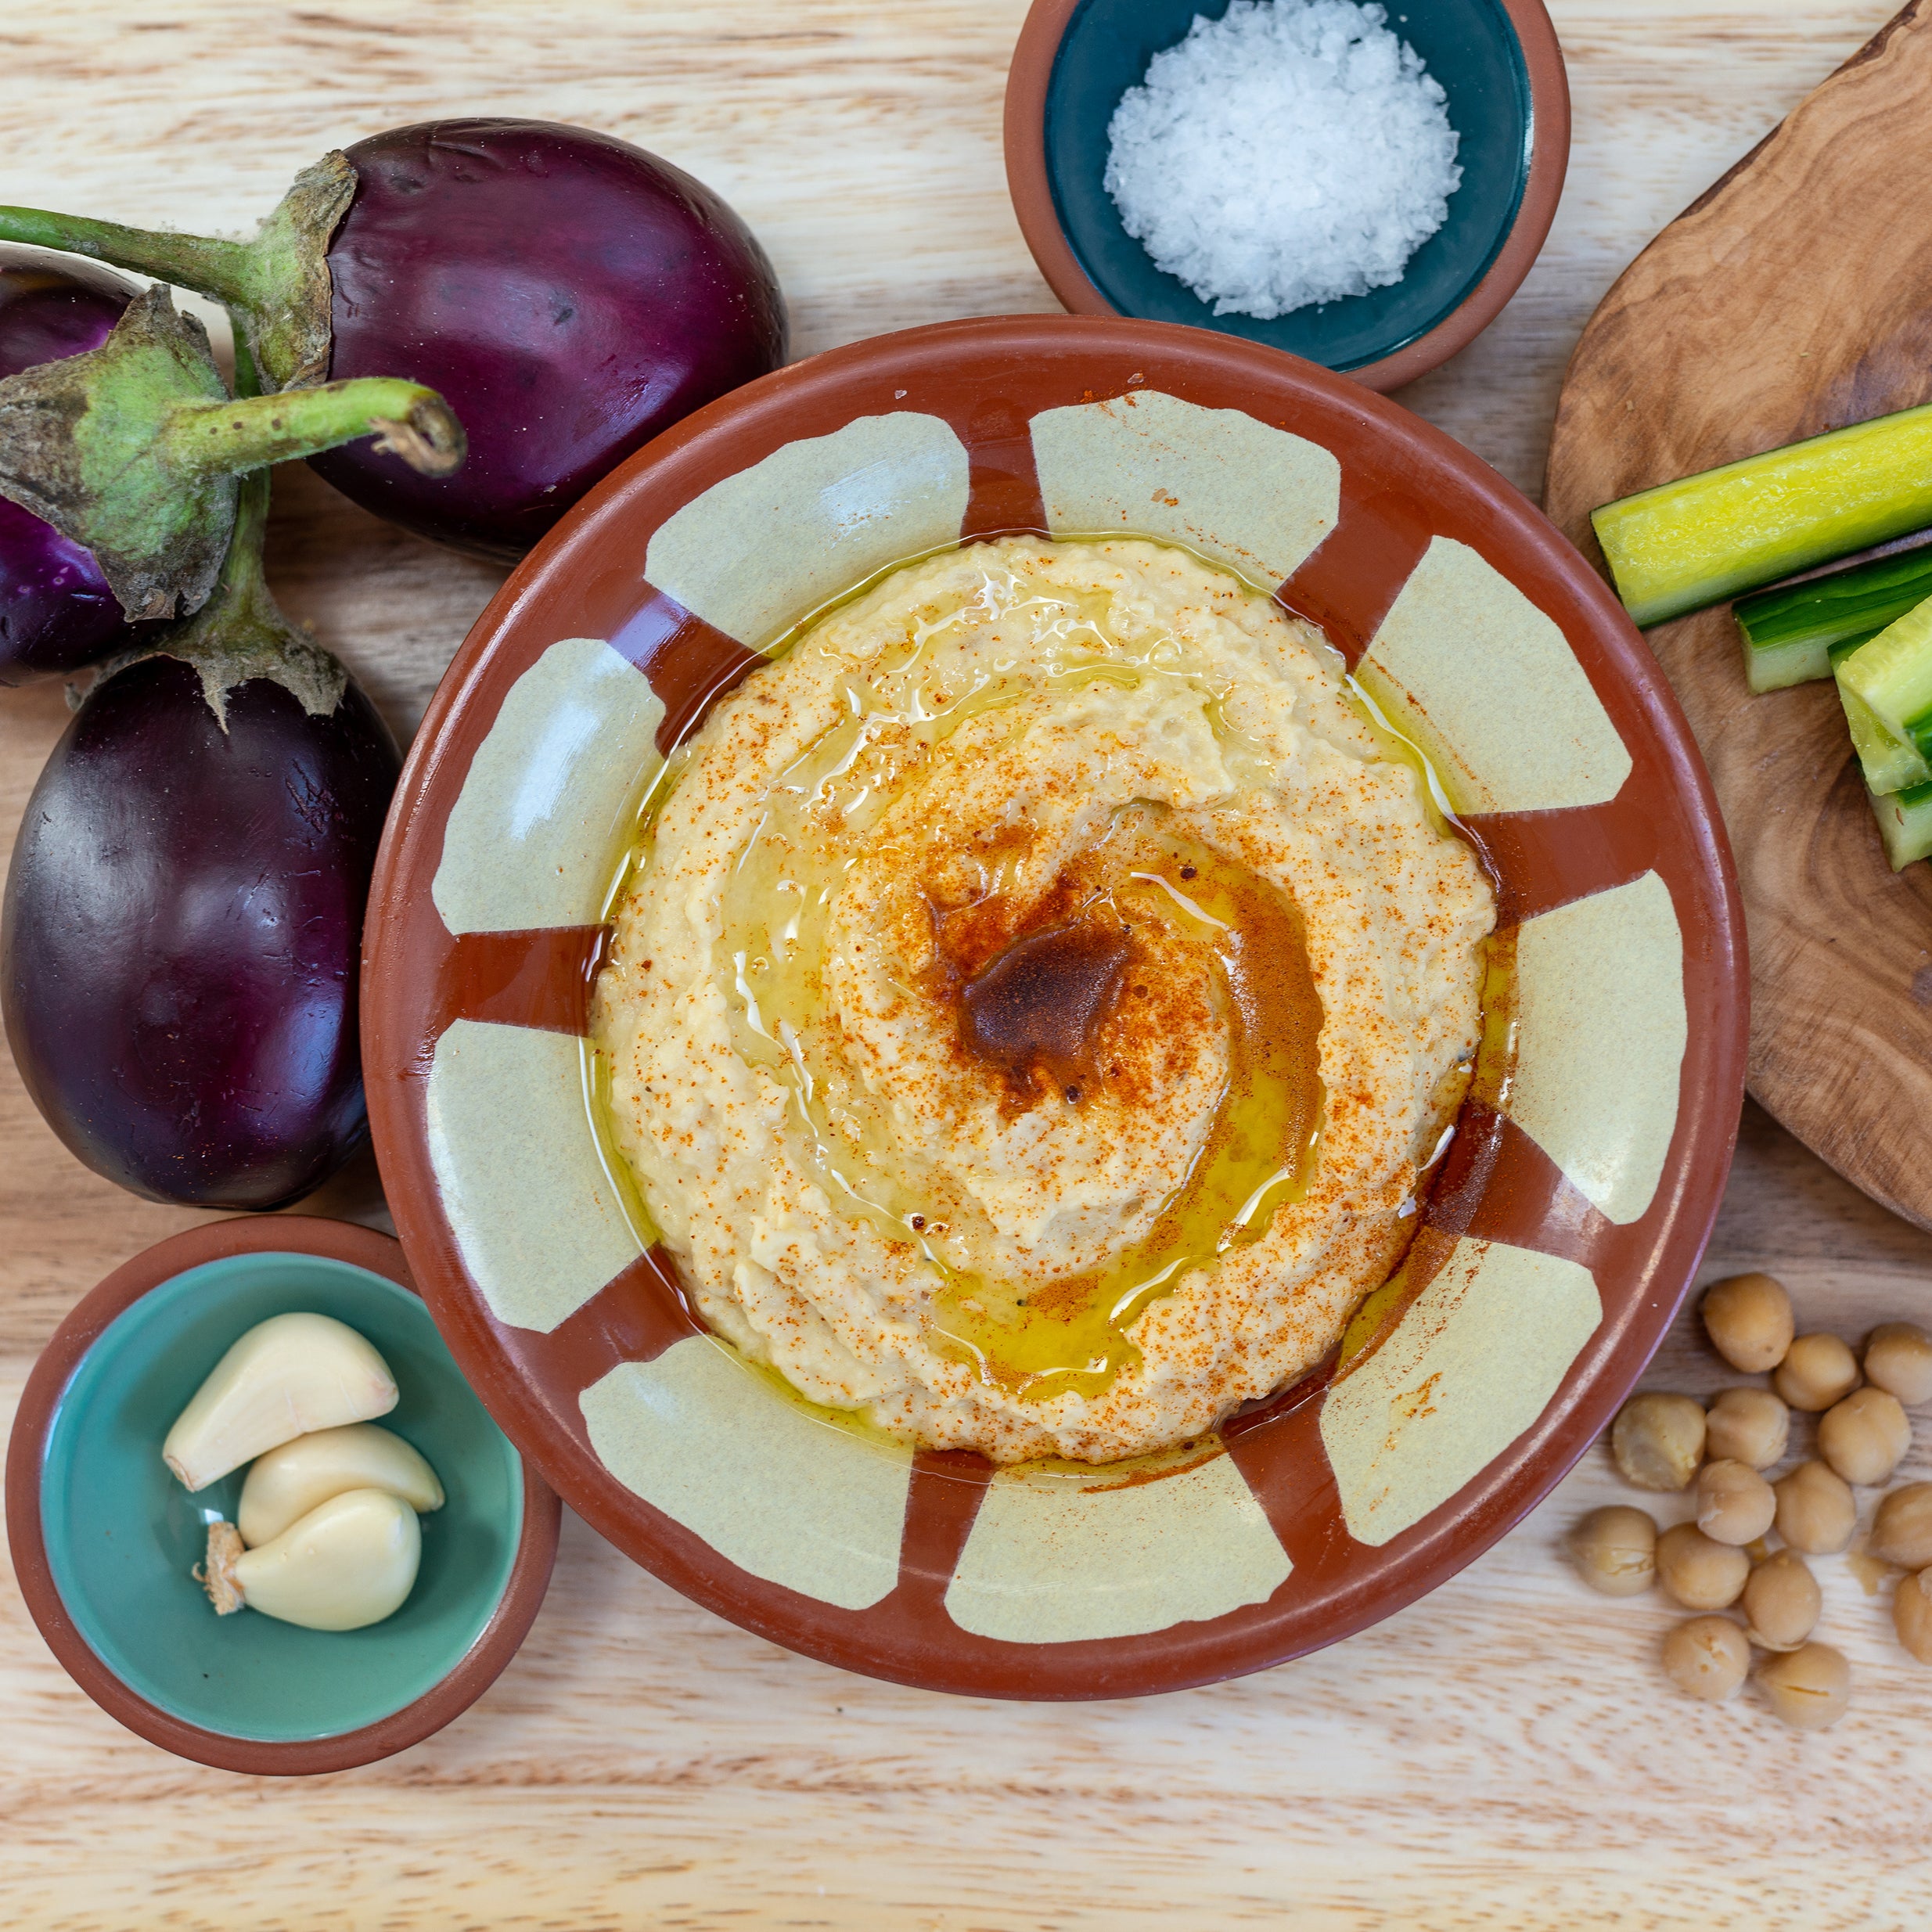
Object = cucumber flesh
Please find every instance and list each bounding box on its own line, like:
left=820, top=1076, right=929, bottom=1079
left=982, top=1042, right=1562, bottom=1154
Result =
left=1838, top=675, right=1932, bottom=794
left=1839, top=595, right=1932, bottom=754
left=1592, top=402, right=1932, bottom=628
left=1735, top=540, right=1932, bottom=688
left=1744, top=625, right=1879, bottom=693
left=1868, top=776, right=1932, bottom=870
left=1827, top=631, right=1883, bottom=668
left=1743, top=631, right=1835, bottom=692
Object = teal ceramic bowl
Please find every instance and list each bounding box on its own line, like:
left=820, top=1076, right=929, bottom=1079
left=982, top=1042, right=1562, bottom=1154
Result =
left=7, top=1218, right=559, bottom=1773
left=1004, top=0, right=1570, bottom=390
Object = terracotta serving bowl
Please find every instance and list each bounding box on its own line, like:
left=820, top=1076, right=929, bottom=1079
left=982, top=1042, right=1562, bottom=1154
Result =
left=1004, top=0, right=1570, bottom=391
left=6, top=1218, right=559, bottom=1772
left=364, top=313, right=1745, bottom=1698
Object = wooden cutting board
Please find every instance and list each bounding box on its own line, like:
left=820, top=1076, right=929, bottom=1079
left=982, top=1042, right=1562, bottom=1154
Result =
left=1545, top=0, right=1932, bottom=1231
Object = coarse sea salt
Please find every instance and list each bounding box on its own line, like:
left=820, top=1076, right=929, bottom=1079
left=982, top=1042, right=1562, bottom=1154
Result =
left=1103, top=0, right=1462, bottom=322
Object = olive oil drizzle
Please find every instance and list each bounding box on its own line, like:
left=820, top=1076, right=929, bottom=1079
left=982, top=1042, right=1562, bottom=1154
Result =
left=702, top=549, right=1326, bottom=1405
left=928, top=815, right=1326, bottom=1405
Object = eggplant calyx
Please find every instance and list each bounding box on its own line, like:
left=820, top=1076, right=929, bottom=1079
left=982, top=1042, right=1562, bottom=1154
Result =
left=0, top=286, right=230, bottom=621
left=0, top=153, right=351, bottom=394
left=0, top=285, right=466, bottom=624
left=227, top=152, right=353, bottom=393
left=160, top=596, right=347, bottom=732
left=108, top=464, right=346, bottom=732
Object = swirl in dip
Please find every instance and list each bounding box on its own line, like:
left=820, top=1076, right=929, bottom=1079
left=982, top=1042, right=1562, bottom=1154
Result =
left=592, top=536, right=1495, bottom=1464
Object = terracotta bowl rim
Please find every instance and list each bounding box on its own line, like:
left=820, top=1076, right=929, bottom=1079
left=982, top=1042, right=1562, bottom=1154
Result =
left=362, top=311, right=1747, bottom=1698
left=5, top=1215, right=562, bottom=1775
left=1000, top=0, right=1573, bottom=393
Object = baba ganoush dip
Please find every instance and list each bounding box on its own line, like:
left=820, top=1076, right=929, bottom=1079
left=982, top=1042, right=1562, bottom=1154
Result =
left=592, top=535, right=1495, bottom=1464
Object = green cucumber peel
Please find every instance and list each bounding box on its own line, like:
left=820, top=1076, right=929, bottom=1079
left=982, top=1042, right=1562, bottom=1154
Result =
left=0, top=152, right=351, bottom=390
left=1736, top=542, right=1932, bottom=688
left=0, top=284, right=463, bottom=621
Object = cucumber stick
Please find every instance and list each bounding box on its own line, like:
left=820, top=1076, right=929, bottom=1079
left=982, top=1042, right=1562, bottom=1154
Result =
left=1745, top=631, right=1846, bottom=692
left=1840, top=596, right=1932, bottom=757
left=1868, top=776, right=1932, bottom=870
left=1592, top=402, right=1932, bottom=628
left=1734, top=540, right=1932, bottom=690
left=1749, top=624, right=1881, bottom=693
left=1838, top=674, right=1932, bottom=794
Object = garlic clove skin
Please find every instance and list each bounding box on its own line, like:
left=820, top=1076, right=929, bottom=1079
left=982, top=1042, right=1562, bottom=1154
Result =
left=163, top=1313, right=398, bottom=1491
left=238, top=1423, right=443, bottom=1546
left=199, top=1522, right=247, bottom=1615
left=203, top=1488, right=422, bottom=1631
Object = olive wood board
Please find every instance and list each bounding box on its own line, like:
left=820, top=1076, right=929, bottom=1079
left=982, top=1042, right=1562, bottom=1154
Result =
left=1545, top=0, right=1932, bottom=1232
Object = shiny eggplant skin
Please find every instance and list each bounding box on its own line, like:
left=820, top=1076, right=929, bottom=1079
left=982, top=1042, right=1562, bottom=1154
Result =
left=307, top=118, right=788, bottom=559
left=0, top=249, right=141, bottom=682
left=1, top=654, right=401, bottom=1208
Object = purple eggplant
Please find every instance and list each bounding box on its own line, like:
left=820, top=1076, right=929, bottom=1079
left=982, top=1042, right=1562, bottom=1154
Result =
left=1, top=462, right=399, bottom=1210
left=0, top=119, right=789, bottom=559
left=0, top=247, right=140, bottom=682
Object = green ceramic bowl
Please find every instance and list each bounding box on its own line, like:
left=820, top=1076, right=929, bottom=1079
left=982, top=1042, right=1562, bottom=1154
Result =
left=7, top=1218, right=559, bottom=1773
left=1004, top=0, right=1570, bottom=390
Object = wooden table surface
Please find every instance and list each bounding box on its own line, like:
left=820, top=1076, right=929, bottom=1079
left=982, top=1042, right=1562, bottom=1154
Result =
left=2, top=5, right=1927, bottom=1926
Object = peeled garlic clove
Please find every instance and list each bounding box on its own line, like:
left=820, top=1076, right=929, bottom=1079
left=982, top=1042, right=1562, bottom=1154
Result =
left=163, top=1313, right=398, bottom=1491
left=201, top=1489, right=421, bottom=1631
left=238, top=1423, right=444, bottom=1547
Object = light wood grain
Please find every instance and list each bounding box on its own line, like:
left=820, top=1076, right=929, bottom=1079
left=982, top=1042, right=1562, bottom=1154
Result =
left=10, top=1108, right=1932, bottom=1931
left=1, top=4, right=1926, bottom=1927
left=1545, top=2, right=1932, bottom=1233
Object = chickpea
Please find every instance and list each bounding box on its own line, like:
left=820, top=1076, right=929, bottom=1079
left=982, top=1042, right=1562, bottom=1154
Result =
left=1817, top=1387, right=1911, bottom=1487
left=1864, top=1322, right=1932, bottom=1407
left=1869, top=1483, right=1932, bottom=1570
left=1774, top=1333, right=1862, bottom=1412
left=1704, top=1387, right=1789, bottom=1470
left=1894, top=1570, right=1932, bottom=1664
left=1700, top=1272, right=1794, bottom=1373
left=1695, top=1458, right=1777, bottom=1545
left=1610, top=1392, right=1707, bottom=1491
left=1757, top=1642, right=1851, bottom=1731
left=1656, top=1520, right=1749, bottom=1610
left=1567, top=1506, right=1657, bottom=1597
left=1772, top=1460, right=1858, bottom=1555
left=1660, top=1616, right=1750, bottom=1703
left=1741, top=1550, right=1821, bottom=1651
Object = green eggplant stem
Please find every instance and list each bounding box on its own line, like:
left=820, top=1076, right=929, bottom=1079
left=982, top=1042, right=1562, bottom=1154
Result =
left=0, top=155, right=351, bottom=391
left=217, top=336, right=273, bottom=614
left=150, top=333, right=349, bottom=726
left=210, top=463, right=272, bottom=619
left=0, top=205, right=253, bottom=307
left=166, top=379, right=466, bottom=482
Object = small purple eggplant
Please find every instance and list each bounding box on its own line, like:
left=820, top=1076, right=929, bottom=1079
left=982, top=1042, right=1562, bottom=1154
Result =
left=0, top=283, right=465, bottom=640
left=1, top=464, right=398, bottom=1210
left=0, top=119, right=788, bottom=558
left=0, top=247, right=140, bottom=682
